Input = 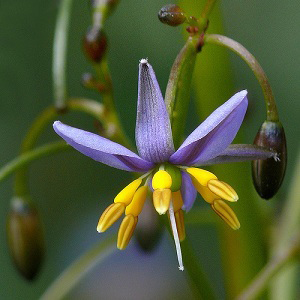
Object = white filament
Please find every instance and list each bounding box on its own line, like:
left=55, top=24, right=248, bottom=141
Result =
left=169, top=201, right=184, bottom=271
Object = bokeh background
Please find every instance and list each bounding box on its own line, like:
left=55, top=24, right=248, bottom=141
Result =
left=0, top=0, right=299, bottom=299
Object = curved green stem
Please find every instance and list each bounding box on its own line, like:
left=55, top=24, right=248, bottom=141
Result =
left=187, top=3, right=268, bottom=295
left=14, top=107, right=58, bottom=196
left=40, top=234, right=117, bottom=300
left=204, top=34, right=279, bottom=122
left=0, top=142, right=70, bottom=184
left=236, top=234, right=300, bottom=300
left=53, top=0, right=73, bottom=110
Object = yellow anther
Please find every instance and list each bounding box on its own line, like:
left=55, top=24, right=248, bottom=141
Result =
left=152, top=170, right=172, bottom=190
left=172, top=191, right=184, bottom=212
left=191, top=180, right=218, bottom=204
left=153, top=189, right=171, bottom=215
left=186, top=168, right=217, bottom=186
left=174, top=209, right=185, bottom=242
left=114, top=179, right=142, bottom=205
left=117, top=214, right=138, bottom=250
left=97, top=202, right=125, bottom=233
left=208, top=180, right=238, bottom=202
left=125, top=186, right=148, bottom=216
left=211, top=199, right=240, bottom=230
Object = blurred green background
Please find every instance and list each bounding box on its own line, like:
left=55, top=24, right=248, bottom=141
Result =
left=0, top=0, right=299, bottom=299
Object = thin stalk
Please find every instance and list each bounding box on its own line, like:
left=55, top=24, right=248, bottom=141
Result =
left=270, top=153, right=300, bottom=299
left=40, top=234, right=117, bottom=300
left=14, top=107, right=58, bottom=196
left=0, top=142, right=70, bottom=184
left=236, top=234, right=300, bottom=300
left=165, top=36, right=198, bottom=148
left=204, top=34, right=279, bottom=122
left=53, top=0, right=73, bottom=110
left=93, top=59, right=131, bottom=149
left=92, top=0, right=118, bottom=27
left=199, top=0, right=218, bottom=27
left=186, top=3, right=268, bottom=296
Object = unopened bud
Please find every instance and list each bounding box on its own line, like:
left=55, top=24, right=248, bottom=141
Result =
left=252, top=121, right=287, bottom=199
left=83, top=27, right=107, bottom=63
left=158, top=4, right=186, bottom=27
left=6, top=198, right=45, bottom=280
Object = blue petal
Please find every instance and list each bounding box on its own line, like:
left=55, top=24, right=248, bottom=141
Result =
left=196, top=144, right=276, bottom=166
left=53, top=121, right=154, bottom=172
left=181, top=171, right=197, bottom=212
left=135, top=59, right=175, bottom=163
left=170, top=90, right=248, bottom=166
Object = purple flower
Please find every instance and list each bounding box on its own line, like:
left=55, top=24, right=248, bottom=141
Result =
left=53, top=59, right=275, bottom=270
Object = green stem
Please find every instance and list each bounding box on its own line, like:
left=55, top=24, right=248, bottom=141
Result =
left=236, top=234, right=300, bottom=300
left=165, top=36, right=198, bottom=148
left=92, top=0, right=118, bottom=27
left=204, top=34, right=279, bottom=122
left=270, top=153, right=300, bottom=299
left=53, top=0, right=73, bottom=110
left=0, top=142, right=70, bottom=184
left=182, top=238, right=218, bottom=299
left=40, top=234, right=117, bottom=300
left=199, top=0, right=217, bottom=26
left=188, top=3, right=268, bottom=296
left=93, top=60, right=132, bottom=149
left=14, top=107, right=59, bottom=196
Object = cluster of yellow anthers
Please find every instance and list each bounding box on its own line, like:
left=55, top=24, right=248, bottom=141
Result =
left=97, top=166, right=240, bottom=251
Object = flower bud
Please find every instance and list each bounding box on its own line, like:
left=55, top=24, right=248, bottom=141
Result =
left=135, top=201, right=162, bottom=252
left=252, top=121, right=287, bottom=199
left=83, top=27, right=107, bottom=63
left=158, top=4, right=186, bottom=27
left=6, top=198, right=45, bottom=280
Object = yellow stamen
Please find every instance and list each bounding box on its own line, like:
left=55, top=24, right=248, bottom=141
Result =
left=186, top=167, right=217, bottom=186
left=208, top=180, right=238, bottom=202
left=125, top=186, right=148, bottom=216
left=152, top=170, right=172, bottom=189
left=191, top=181, right=218, bottom=204
left=153, top=189, right=171, bottom=215
left=172, top=191, right=184, bottom=212
left=117, top=214, right=138, bottom=250
left=97, top=202, right=125, bottom=233
left=114, top=179, right=142, bottom=205
left=211, top=199, right=240, bottom=230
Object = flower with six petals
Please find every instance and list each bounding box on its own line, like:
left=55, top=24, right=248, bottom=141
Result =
left=53, top=59, right=275, bottom=270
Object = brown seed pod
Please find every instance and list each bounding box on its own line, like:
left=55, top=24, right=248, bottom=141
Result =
left=6, top=198, right=45, bottom=280
left=158, top=4, right=186, bottom=27
left=252, top=121, right=287, bottom=199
